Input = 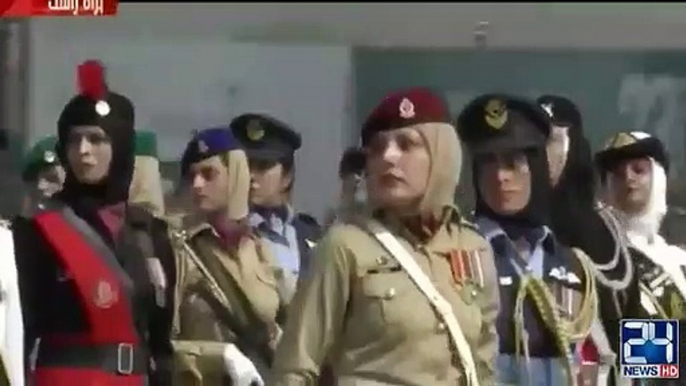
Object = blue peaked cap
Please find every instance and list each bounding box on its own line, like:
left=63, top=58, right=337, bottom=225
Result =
left=180, top=126, right=241, bottom=178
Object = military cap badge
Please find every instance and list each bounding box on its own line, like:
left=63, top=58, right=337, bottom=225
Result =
left=541, top=102, right=554, bottom=118
left=399, top=98, right=416, bottom=119
left=43, top=150, right=56, bottom=163
left=246, top=119, right=265, bottom=142
left=95, top=100, right=111, bottom=117
left=604, top=132, right=637, bottom=150
left=484, top=99, right=508, bottom=130
left=197, top=139, right=209, bottom=154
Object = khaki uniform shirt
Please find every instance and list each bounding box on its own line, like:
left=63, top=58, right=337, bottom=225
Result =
left=172, top=223, right=285, bottom=385
left=271, top=212, right=500, bottom=386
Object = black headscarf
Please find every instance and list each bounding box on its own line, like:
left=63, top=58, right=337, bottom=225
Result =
left=457, top=94, right=552, bottom=239
left=537, top=95, right=617, bottom=265
left=55, top=60, right=135, bottom=215
left=472, top=147, right=552, bottom=239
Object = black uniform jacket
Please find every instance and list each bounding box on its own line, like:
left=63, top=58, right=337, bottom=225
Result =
left=12, top=201, right=177, bottom=385
left=291, top=213, right=322, bottom=275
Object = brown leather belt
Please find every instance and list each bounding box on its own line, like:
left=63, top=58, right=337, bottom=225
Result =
left=37, top=343, right=148, bottom=375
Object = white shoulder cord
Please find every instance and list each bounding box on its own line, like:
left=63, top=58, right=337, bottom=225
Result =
left=592, top=206, right=634, bottom=291
left=365, top=219, right=480, bottom=386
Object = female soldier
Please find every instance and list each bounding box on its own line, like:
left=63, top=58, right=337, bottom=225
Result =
left=537, top=95, right=640, bottom=386
left=171, top=127, right=287, bottom=386
left=456, top=94, right=597, bottom=386
left=13, top=60, right=177, bottom=386
left=271, top=88, right=500, bottom=386
left=596, top=131, right=686, bottom=385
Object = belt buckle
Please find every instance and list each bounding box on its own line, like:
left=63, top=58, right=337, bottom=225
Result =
left=117, top=343, right=134, bottom=375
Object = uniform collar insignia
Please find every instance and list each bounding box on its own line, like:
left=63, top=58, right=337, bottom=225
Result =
left=305, top=239, right=316, bottom=249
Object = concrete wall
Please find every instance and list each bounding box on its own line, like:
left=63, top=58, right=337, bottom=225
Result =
left=26, top=3, right=686, bottom=219
left=28, top=3, right=686, bottom=49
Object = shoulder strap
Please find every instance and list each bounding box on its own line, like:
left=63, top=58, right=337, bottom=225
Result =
left=364, top=219, right=479, bottom=386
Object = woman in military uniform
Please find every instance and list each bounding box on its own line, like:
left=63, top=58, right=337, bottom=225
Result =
left=596, top=131, right=686, bottom=385
left=13, top=60, right=176, bottom=386
left=456, top=94, right=597, bottom=386
left=271, top=88, right=500, bottom=386
left=537, top=95, right=641, bottom=386
left=171, top=127, right=288, bottom=386
left=230, top=114, right=322, bottom=287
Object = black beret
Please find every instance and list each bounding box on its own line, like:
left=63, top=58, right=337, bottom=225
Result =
left=456, top=94, right=550, bottom=155
left=536, top=95, right=582, bottom=128
left=230, top=113, right=301, bottom=161
left=595, top=131, right=669, bottom=173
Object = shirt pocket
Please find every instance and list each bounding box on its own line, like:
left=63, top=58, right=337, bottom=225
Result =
left=359, top=270, right=421, bottom=326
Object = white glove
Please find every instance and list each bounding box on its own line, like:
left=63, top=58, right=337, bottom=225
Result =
left=222, top=343, right=265, bottom=386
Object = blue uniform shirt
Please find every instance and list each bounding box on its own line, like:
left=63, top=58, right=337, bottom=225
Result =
left=249, top=207, right=301, bottom=277
left=477, top=215, right=570, bottom=386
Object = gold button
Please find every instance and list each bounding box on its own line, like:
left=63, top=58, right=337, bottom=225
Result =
left=471, top=289, right=478, bottom=297
left=437, top=322, right=447, bottom=332
left=376, top=256, right=389, bottom=265
left=384, top=288, right=396, bottom=299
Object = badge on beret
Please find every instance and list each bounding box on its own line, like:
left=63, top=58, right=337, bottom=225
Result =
left=43, top=150, right=56, bottom=163
left=93, top=279, right=118, bottom=309
left=604, top=132, right=637, bottom=150
left=484, top=99, right=508, bottom=130
left=246, top=119, right=265, bottom=142
left=95, top=100, right=110, bottom=117
left=197, top=139, right=209, bottom=154
left=541, top=103, right=554, bottom=118
left=399, top=98, right=416, bottom=119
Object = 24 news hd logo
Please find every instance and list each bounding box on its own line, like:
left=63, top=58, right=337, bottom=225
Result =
left=620, top=319, right=680, bottom=379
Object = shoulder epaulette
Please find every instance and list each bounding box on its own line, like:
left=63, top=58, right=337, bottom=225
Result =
left=186, top=223, right=212, bottom=240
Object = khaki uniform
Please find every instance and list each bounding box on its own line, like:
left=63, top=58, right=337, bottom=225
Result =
left=271, top=209, right=499, bottom=386
left=171, top=222, right=287, bottom=385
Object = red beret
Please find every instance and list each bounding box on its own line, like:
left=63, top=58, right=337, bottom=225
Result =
left=361, top=88, right=450, bottom=145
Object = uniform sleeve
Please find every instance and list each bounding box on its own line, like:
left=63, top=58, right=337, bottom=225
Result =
left=147, top=221, right=178, bottom=386
left=473, top=242, right=499, bottom=384
left=270, top=227, right=353, bottom=385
